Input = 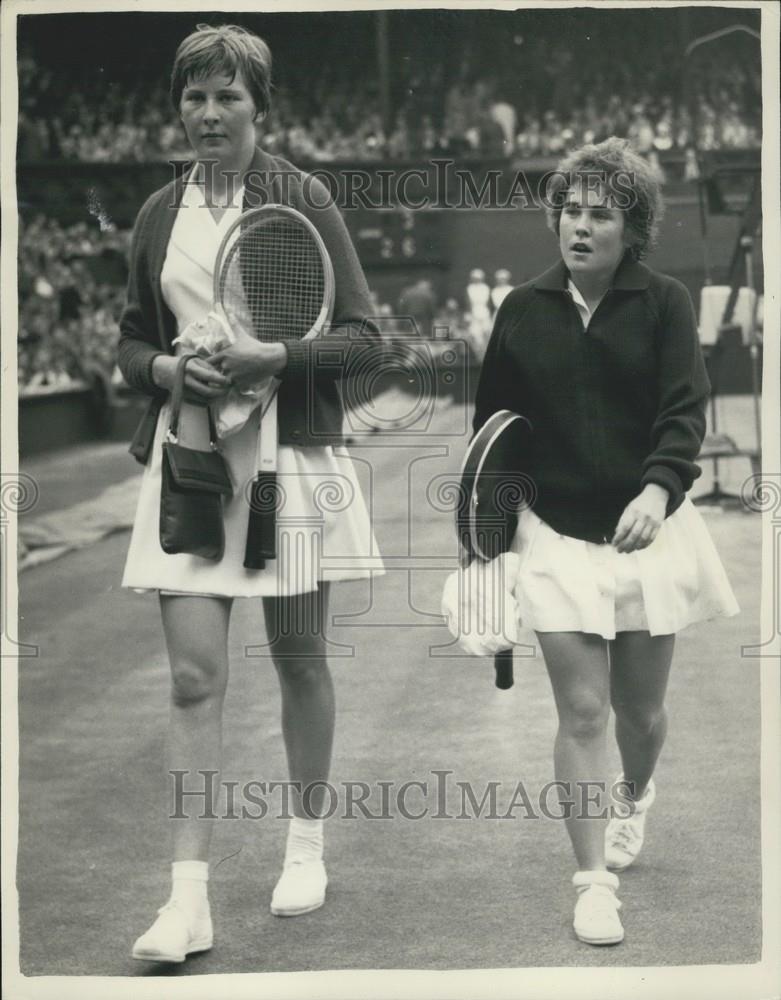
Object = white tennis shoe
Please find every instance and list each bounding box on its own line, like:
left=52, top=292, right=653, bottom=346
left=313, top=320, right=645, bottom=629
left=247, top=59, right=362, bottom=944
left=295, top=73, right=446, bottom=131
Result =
left=605, top=775, right=656, bottom=872
left=132, top=901, right=213, bottom=963
left=572, top=870, right=624, bottom=945
left=270, top=858, right=328, bottom=917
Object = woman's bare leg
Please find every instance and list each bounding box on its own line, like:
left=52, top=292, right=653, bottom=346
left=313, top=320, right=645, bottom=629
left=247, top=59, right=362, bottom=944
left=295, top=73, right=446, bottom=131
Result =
left=609, top=632, right=675, bottom=800
left=262, top=584, right=334, bottom=819
left=160, top=594, right=232, bottom=860
left=132, top=595, right=232, bottom=961
left=537, top=631, right=611, bottom=870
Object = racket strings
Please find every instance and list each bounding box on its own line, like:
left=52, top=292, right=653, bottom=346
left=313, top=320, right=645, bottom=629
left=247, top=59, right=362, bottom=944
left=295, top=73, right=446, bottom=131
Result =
left=219, top=217, right=326, bottom=342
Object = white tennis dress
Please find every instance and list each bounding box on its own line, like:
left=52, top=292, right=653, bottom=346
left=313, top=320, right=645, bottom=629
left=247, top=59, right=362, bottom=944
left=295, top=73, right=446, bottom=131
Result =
left=121, top=173, right=383, bottom=598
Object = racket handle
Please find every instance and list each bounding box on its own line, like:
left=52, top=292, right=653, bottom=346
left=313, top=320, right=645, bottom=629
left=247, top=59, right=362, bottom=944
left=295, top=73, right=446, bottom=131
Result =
left=244, top=472, right=277, bottom=569
left=494, top=648, right=514, bottom=690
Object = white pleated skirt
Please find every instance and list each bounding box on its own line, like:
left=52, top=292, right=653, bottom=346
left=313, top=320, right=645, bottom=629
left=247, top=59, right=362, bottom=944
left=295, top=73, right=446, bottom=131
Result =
left=510, top=498, right=739, bottom=638
left=122, top=398, right=384, bottom=598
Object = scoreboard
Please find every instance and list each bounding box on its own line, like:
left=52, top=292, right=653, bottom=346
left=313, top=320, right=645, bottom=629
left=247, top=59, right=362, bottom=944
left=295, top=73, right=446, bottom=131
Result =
left=345, top=208, right=449, bottom=268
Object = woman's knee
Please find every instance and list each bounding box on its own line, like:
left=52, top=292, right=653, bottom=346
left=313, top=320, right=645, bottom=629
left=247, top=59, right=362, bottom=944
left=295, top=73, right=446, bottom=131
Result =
left=272, top=653, right=329, bottom=687
left=558, top=691, right=610, bottom=741
left=170, top=658, right=227, bottom=707
left=267, top=615, right=329, bottom=683
left=161, top=596, right=230, bottom=707
left=613, top=699, right=667, bottom=738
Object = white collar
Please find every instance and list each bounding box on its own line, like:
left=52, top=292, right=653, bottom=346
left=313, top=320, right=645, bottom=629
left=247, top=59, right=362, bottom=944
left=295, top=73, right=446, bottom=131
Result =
left=567, top=278, right=592, bottom=327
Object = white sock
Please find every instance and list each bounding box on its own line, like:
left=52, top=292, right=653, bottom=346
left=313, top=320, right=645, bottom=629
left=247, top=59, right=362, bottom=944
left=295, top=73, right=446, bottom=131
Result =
left=284, top=817, right=324, bottom=864
left=170, top=860, right=209, bottom=913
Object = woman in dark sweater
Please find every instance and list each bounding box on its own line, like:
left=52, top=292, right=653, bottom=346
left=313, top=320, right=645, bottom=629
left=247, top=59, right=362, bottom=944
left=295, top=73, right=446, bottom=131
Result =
left=120, top=25, right=383, bottom=963
left=473, top=137, right=738, bottom=945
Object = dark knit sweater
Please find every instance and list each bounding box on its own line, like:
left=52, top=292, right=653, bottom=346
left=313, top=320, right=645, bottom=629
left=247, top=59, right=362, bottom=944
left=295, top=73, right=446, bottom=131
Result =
left=473, top=253, right=710, bottom=543
left=117, top=146, right=382, bottom=447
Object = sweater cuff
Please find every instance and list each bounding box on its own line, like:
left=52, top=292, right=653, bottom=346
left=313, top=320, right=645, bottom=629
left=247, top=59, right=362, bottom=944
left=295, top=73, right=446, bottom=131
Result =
left=641, top=465, right=683, bottom=512
left=278, top=339, right=308, bottom=381
left=145, top=351, right=167, bottom=393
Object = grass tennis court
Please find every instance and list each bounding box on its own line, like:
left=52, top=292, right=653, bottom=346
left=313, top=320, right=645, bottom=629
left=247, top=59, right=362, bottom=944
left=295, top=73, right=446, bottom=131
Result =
left=16, top=397, right=762, bottom=975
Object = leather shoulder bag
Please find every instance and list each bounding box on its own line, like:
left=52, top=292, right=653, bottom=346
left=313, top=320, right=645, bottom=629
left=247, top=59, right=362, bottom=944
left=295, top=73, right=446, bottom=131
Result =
left=159, top=354, right=233, bottom=560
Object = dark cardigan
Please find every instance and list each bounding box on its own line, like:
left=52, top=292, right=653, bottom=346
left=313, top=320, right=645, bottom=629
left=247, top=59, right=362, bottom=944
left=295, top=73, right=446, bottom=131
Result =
left=473, top=253, right=710, bottom=543
left=118, top=146, right=382, bottom=460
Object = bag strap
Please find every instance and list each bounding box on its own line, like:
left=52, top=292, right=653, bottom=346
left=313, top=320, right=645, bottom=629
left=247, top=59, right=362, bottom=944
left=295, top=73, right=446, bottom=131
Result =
left=166, top=354, right=220, bottom=449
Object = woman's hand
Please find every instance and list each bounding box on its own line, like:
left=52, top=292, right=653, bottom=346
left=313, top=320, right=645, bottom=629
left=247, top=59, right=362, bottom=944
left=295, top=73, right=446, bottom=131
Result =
left=151, top=354, right=232, bottom=403
left=611, top=484, right=669, bottom=553
left=208, top=332, right=288, bottom=391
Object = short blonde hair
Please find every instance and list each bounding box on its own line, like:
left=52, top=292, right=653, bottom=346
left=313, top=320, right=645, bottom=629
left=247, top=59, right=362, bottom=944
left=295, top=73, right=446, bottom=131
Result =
left=171, top=24, right=272, bottom=116
left=546, top=137, right=664, bottom=260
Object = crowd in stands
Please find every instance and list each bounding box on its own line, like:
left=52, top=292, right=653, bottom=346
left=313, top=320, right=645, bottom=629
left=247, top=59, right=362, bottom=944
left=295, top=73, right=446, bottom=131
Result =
left=18, top=215, right=128, bottom=390
left=16, top=213, right=482, bottom=392
left=16, top=20, right=761, bottom=392
left=18, top=36, right=761, bottom=164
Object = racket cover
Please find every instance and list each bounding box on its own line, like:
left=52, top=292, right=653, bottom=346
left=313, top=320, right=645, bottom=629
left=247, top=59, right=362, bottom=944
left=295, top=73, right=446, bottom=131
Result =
left=458, top=409, right=533, bottom=688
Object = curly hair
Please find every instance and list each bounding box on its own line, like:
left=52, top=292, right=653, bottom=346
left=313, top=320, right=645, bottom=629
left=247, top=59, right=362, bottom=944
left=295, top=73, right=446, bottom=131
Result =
left=545, top=137, right=665, bottom=260
left=170, top=24, right=273, bottom=118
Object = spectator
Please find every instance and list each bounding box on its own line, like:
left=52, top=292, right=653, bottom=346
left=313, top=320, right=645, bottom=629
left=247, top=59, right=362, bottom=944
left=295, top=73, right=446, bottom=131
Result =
left=398, top=278, right=437, bottom=339
left=478, top=110, right=507, bottom=158
left=437, top=297, right=467, bottom=341
left=16, top=34, right=761, bottom=164
left=490, top=269, right=513, bottom=313
left=18, top=214, right=127, bottom=391
left=627, top=104, right=656, bottom=154
left=465, top=268, right=492, bottom=361
left=490, top=93, right=518, bottom=155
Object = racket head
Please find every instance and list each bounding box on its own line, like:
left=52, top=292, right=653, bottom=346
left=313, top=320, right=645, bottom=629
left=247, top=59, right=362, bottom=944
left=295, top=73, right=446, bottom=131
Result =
left=458, top=410, right=534, bottom=562
left=214, top=204, right=335, bottom=344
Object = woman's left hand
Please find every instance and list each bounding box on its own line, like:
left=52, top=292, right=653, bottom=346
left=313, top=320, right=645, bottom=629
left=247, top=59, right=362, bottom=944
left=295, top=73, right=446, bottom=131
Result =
left=612, top=484, right=670, bottom=553
left=208, top=332, right=288, bottom=391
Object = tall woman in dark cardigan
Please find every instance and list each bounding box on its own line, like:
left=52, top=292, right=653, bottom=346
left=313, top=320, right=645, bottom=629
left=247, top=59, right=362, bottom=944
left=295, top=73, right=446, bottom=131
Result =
left=473, top=138, right=738, bottom=945
left=119, top=25, right=383, bottom=963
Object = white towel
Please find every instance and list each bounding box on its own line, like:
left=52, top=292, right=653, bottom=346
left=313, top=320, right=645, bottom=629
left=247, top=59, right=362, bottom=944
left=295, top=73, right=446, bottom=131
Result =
left=441, top=552, right=522, bottom=656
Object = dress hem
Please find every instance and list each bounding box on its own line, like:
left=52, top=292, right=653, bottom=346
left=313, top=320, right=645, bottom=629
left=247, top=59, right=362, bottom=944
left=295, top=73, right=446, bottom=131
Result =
left=125, top=568, right=386, bottom=598
left=524, top=603, right=740, bottom=640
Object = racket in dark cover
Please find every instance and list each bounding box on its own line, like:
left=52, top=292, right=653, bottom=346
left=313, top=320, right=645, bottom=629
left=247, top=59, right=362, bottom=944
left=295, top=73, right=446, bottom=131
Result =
left=457, top=409, right=533, bottom=688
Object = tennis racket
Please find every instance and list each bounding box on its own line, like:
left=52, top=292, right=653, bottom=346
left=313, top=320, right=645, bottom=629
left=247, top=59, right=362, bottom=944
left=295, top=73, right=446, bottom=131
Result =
left=213, top=204, right=335, bottom=569
left=457, top=410, right=533, bottom=689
